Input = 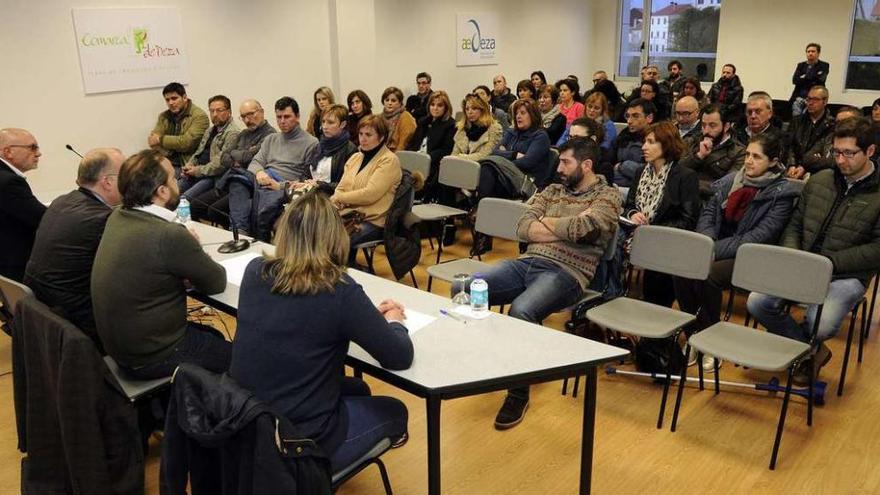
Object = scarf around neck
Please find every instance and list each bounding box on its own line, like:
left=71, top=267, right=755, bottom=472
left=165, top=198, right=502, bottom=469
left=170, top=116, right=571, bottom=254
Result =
left=465, top=123, right=488, bottom=142
left=722, top=166, right=782, bottom=208
left=316, top=129, right=351, bottom=161
left=383, top=108, right=404, bottom=121
left=541, top=106, right=561, bottom=128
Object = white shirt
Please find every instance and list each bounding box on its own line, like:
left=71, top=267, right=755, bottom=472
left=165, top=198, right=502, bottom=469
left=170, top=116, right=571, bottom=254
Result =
left=312, top=156, right=333, bottom=183
left=133, top=203, right=177, bottom=222
left=0, top=157, right=26, bottom=179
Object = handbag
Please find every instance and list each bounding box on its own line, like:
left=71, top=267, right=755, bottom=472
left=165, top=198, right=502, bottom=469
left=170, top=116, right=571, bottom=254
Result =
left=339, top=209, right=366, bottom=235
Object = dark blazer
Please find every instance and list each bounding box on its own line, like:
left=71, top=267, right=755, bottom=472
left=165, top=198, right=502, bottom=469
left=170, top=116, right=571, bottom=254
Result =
left=24, top=188, right=111, bottom=341
left=0, top=160, right=46, bottom=281
left=309, top=139, right=358, bottom=190
left=790, top=60, right=830, bottom=101
left=406, top=116, right=456, bottom=189
left=625, top=162, right=701, bottom=231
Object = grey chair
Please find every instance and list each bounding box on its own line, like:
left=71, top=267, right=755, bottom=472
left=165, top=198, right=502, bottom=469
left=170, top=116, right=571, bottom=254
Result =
left=396, top=151, right=431, bottom=182
left=412, top=156, right=481, bottom=263
left=424, top=197, right=528, bottom=292
left=331, top=438, right=394, bottom=494
left=670, top=244, right=833, bottom=470
left=104, top=355, right=172, bottom=403
left=585, top=226, right=715, bottom=428
left=0, top=275, right=33, bottom=336
left=354, top=187, right=419, bottom=288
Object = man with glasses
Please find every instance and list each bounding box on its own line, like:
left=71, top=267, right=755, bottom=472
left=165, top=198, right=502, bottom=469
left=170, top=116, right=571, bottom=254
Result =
left=147, top=82, right=209, bottom=175
left=405, top=72, right=433, bottom=121
left=0, top=128, right=46, bottom=282
left=674, top=96, right=701, bottom=149
left=680, top=104, right=745, bottom=198
left=612, top=98, right=655, bottom=187
left=785, top=86, right=835, bottom=180
left=25, top=148, right=125, bottom=343
left=748, top=117, right=880, bottom=384
left=178, top=95, right=240, bottom=199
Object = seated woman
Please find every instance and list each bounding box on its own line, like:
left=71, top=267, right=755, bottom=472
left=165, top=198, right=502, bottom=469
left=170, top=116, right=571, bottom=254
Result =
left=479, top=99, right=552, bottom=199
left=623, top=121, right=699, bottom=307
left=537, top=84, right=567, bottom=145
left=331, top=115, right=402, bottom=266
left=679, top=77, right=709, bottom=108
left=516, top=79, right=537, bottom=103
left=583, top=92, right=618, bottom=150
left=229, top=191, right=413, bottom=474
left=381, top=87, right=416, bottom=152
left=306, top=86, right=335, bottom=138
left=451, top=93, right=503, bottom=163
left=473, top=84, right=509, bottom=129
left=530, top=70, right=547, bottom=92
left=593, top=79, right=625, bottom=121
left=674, top=133, right=798, bottom=370
left=406, top=90, right=456, bottom=202
left=556, top=78, right=585, bottom=127
left=640, top=80, right=670, bottom=121
left=346, top=90, right=373, bottom=144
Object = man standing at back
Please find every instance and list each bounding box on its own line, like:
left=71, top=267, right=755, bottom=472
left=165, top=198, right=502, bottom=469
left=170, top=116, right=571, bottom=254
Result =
left=0, top=128, right=46, bottom=282
left=405, top=72, right=433, bottom=122
left=92, top=150, right=229, bottom=379
left=25, top=148, right=124, bottom=342
left=148, top=82, right=209, bottom=175
left=790, top=43, right=830, bottom=117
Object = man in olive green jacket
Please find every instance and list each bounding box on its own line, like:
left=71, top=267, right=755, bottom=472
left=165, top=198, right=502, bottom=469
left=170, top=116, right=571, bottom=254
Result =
left=178, top=94, right=240, bottom=199
left=748, top=118, right=880, bottom=383
left=148, top=82, right=209, bottom=172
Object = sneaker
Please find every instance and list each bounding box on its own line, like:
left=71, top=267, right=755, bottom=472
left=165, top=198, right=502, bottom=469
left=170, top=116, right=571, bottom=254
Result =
left=390, top=432, right=408, bottom=449
left=494, top=395, right=529, bottom=430
left=702, top=354, right=722, bottom=373
left=793, top=343, right=832, bottom=386
left=687, top=346, right=697, bottom=367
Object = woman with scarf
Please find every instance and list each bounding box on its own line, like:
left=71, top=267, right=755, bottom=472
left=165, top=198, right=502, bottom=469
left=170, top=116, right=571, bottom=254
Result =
left=537, top=84, right=566, bottom=145
left=308, top=104, right=358, bottom=189
left=405, top=91, right=456, bottom=202
left=380, top=86, right=416, bottom=152
left=674, top=133, right=798, bottom=370
left=451, top=93, right=503, bottom=163
left=346, top=90, right=373, bottom=145
left=623, top=121, right=700, bottom=307
left=306, top=86, right=336, bottom=138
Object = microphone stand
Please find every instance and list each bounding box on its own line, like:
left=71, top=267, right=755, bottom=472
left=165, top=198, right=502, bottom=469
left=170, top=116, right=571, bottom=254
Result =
left=65, top=144, right=84, bottom=158
left=183, top=188, right=251, bottom=253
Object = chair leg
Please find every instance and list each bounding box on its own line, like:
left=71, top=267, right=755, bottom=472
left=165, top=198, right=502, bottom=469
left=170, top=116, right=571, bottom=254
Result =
left=714, top=357, right=720, bottom=395
left=866, top=275, right=878, bottom=339
left=562, top=377, right=569, bottom=396
left=409, top=270, right=419, bottom=289
left=858, top=298, right=867, bottom=364
left=427, top=276, right=433, bottom=293
left=375, top=458, right=394, bottom=495
left=807, top=356, right=814, bottom=427
left=656, top=335, right=677, bottom=429
left=697, top=351, right=705, bottom=391
left=743, top=312, right=751, bottom=328
left=838, top=309, right=858, bottom=396
left=770, top=367, right=795, bottom=470
left=671, top=343, right=691, bottom=432
left=573, top=375, right=580, bottom=398
left=723, top=289, right=735, bottom=321
left=434, top=236, right=444, bottom=264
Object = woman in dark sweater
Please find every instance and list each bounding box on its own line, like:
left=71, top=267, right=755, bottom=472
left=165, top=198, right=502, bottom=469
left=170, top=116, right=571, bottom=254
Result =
left=346, top=89, right=373, bottom=145
left=623, top=121, right=700, bottom=307
left=537, top=84, right=566, bottom=145
left=406, top=91, right=456, bottom=202
left=230, top=191, right=414, bottom=473
left=308, top=104, right=358, bottom=189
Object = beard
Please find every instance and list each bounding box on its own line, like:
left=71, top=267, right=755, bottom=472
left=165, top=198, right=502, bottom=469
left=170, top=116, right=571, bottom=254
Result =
left=166, top=190, right=181, bottom=212
left=562, top=166, right=585, bottom=189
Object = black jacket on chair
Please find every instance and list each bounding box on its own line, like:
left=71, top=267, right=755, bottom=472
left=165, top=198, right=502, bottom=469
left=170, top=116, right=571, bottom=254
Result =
left=161, top=363, right=331, bottom=495
left=624, top=162, right=701, bottom=231
left=383, top=170, right=422, bottom=280
left=0, top=160, right=46, bottom=282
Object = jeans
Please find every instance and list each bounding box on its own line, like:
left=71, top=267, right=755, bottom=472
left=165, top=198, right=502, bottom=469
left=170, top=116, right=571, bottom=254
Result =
left=348, top=222, right=383, bottom=267
left=673, top=259, right=735, bottom=334
left=179, top=176, right=216, bottom=200
left=228, top=179, right=254, bottom=234
left=123, top=322, right=232, bottom=380
left=329, top=377, right=408, bottom=473
left=480, top=257, right=583, bottom=400
left=746, top=278, right=866, bottom=344
left=613, top=160, right=643, bottom=187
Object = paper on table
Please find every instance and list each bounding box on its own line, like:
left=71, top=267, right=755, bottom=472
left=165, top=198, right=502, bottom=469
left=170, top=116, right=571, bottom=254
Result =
left=402, top=309, right=436, bottom=335
left=219, top=252, right=261, bottom=286
left=452, top=305, right=493, bottom=320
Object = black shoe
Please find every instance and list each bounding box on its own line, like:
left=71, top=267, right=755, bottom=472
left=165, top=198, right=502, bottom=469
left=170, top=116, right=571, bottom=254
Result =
left=442, top=224, right=457, bottom=246
left=793, top=343, right=832, bottom=386
left=390, top=432, right=408, bottom=449
left=494, top=395, right=529, bottom=430
left=470, top=235, right=493, bottom=257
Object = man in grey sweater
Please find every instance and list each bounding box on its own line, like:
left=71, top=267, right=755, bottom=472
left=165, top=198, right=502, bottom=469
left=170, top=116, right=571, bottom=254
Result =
left=92, top=149, right=230, bottom=379
left=227, top=96, right=318, bottom=235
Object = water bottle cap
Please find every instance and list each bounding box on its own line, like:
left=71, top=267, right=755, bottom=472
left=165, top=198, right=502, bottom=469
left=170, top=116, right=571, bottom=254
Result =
left=472, top=273, right=483, bottom=279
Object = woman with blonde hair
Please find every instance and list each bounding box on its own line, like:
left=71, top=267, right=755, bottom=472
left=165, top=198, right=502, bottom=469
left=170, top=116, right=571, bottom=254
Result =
left=230, top=190, right=413, bottom=474
left=451, top=93, right=503, bottom=162
left=380, top=86, right=416, bottom=151
left=406, top=90, right=456, bottom=201
left=306, top=86, right=336, bottom=138
left=583, top=92, right=618, bottom=150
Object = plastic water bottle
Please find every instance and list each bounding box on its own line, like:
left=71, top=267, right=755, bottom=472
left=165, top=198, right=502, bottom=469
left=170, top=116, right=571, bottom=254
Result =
left=470, top=274, right=488, bottom=315
left=176, top=197, right=191, bottom=224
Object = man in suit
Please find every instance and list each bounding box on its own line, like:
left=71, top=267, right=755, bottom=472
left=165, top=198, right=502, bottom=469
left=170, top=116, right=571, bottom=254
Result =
left=0, top=128, right=46, bottom=282
left=25, top=148, right=124, bottom=343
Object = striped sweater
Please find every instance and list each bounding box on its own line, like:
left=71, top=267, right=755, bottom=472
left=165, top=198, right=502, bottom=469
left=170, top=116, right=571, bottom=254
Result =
left=516, top=177, right=622, bottom=290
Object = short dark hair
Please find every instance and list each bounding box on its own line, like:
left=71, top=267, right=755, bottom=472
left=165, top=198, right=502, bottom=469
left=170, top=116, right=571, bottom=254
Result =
left=748, top=133, right=784, bottom=162
left=530, top=71, right=547, bottom=85
left=700, top=103, right=736, bottom=123
left=162, top=82, right=186, bottom=97
left=806, top=42, right=821, bottom=53
left=570, top=117, right=605, bottom=144
left=555, top=78, right=580, bottom=99
left=416, top=72, right=431, bottom=83
left=118, top=149, right=169, bottom=208
left=347, top=89, right=373, bottom=115
left=382, top=86, right=404, bottom=103
left=473, top=85, right=491, bottom=96
left=275, top=96, right=300, bottom=116
left=516, top=79, right=537, bottom=100
left=359, top=114, right=389, bottom=143
left=667, top=60, right=682, bottom=71
left=723, top=63, right=737, bottom=74
left=538, top=84, right=560, bottom=104
left=640, top=79, right=661, bottom=96
left=834, top=117, right=875, bottom=152
left=208, top=94, right=231, bottom=110
left=836, top=105, right=863, bottom=120
left=510, top=99, right=542, bottom=131
left=558, top=137, right=600, bottom=168
left=627, top=98, right=656, bottom=118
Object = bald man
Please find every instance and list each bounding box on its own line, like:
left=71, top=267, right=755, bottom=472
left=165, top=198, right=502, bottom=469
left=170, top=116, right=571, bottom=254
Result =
left=675, top=96, right=702, bottom=149
left=25, top=148, right=125, bottom=340
left=0, top=128, right=46, bottom=281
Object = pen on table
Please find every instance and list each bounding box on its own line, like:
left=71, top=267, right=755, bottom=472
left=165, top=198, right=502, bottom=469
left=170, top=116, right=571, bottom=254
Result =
left=439, top=309, right=468, bottom=324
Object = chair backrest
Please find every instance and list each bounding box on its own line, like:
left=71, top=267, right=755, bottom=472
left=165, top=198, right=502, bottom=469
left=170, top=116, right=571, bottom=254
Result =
left=731, top=244, right=832, bottom=305
left=630, top=225, right=714, bottom=280
left=396, top=151, right=431, bottom=179
left=439, top=156, right=481, bottom=190
left=614, top=122, right=628, bottom=133
left=0, top=275, right=33, bottom=316
left=475, top=198, right=528, bottom=241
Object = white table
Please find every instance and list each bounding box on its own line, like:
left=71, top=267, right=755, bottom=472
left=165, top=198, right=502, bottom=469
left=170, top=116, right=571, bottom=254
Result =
left=188, top=222, right=628, bottom=494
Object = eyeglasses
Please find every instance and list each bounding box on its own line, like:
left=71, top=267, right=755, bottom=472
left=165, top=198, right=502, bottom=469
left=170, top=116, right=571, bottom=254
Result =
left=102, top=173, right=118, bottom=181
left=805, top=97, right=826, bottom=102
left=675, top=110, right=696, bottom=117
left=240, top=110, right=259, bottom=120
left=9, top=143, right=39, bottom=152
left=831, top=148, right=863, bottom=159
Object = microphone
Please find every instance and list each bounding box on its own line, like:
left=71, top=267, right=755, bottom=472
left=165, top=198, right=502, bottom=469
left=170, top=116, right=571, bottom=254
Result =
left=183, top=190, right=252, bottom=254
left=66, top=144, right=83, bottom=158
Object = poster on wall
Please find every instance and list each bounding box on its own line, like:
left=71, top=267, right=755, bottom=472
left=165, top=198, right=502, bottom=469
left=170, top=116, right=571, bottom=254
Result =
left=71, top=7, right=189, bottom=94
left=456, top=13, right=499, bottom=66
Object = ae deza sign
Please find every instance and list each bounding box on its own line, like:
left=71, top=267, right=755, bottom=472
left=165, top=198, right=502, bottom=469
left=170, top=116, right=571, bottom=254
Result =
left=72, top=7, right=190, bottom=94
left=456, top=13, right=499, bottom=66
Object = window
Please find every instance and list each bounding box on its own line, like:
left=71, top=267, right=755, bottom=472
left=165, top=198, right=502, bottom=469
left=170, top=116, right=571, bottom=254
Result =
left=846, top=0, right=880, bottom=90
left=617, top=0, right=722, bottom=81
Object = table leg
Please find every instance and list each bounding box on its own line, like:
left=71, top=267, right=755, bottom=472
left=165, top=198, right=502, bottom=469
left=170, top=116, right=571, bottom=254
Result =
left=580, top=366, right=598, bottom=494
left=427, top=395, right=442, bottom=495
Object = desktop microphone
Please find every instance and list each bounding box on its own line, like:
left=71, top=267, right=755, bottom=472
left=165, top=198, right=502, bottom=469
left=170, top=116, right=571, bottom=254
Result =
left=65, top=144, right=83, bottom=158
left=183, top=191, right=251, bottom=253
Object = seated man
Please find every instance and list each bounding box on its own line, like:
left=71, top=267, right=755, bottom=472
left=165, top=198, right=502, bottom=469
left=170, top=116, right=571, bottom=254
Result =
left=148, top=82, right=209, bottom=174
left=92, top=149, right=230, bottom=379
left=0, top=128, right=46, bottom=282
left=785, top=85, right=835, bottom=179
left=747, top=118, right=880, bottom=384
left=674, top=96, right=702, bottom=150
left=679, top=104, right=745, bottom=197
left=733, top=92, right=784, bottom=147
left=480, top=138, right=622, bottom=429
left=611, top=98, right=655, bottom=187
left=404, top=71, right=433, bottom=122
left=178, top=95, right=240, bottom=199
left=707, top=64, right=744, bottom=117
left=24, top=148, right=124, bottom=343
left=227, top=96, right=318, bottom=239
left=566, top=117, right=613, bottom=185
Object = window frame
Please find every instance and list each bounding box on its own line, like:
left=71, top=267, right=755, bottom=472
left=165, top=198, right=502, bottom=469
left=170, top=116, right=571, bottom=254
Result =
left=843, top=0, right=880, bottom=94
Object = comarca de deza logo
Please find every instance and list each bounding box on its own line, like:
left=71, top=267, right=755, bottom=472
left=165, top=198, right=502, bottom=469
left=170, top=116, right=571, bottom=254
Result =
left=79, top=27, right=181, bottom=58
left=461, top=19, right=496, bottom=53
